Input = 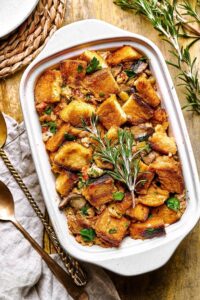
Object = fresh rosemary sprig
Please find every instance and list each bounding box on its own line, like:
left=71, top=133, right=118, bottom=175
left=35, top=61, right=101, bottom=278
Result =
left=81, top=115, right=148, bottom=207
left=114, top=0, right=200, bottom=113
left=179, top=1, right=200, bottom=24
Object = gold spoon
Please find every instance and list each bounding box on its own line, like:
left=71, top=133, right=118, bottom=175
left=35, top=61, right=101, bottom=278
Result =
left=0, top=180, right=89, bottom=300
left=0, top=111, right=86, bottom=286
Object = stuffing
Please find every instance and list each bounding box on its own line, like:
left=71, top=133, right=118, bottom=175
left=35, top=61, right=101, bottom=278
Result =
left=126, top=204, right=149, bottom=222
left=94, top=156, right=113, bottom=170
left=60, top=60, right=87, bottom=85
left=83, top=68, right=120, bottom=98
left=80, top=50, right=107, bottom=68
left=135, top=161, right=154, bottom=195
left=108, top=193, right=132, bottom=218
left=149, top=124, right=177, bottom=155
left=134, top=76, right=160, bottom=107
left=122, top=94, right=154, bottom=125
left=152, top=108, right=168, bottom=125
left=60, top=100, right=95, bottom=127
left=138, top=184, right=169, bottom=207
left=56, top=171, right=78, bottom=197
left=152, top=204, right=181, bottom=225
left=65, top=207, right=83, bottom=234
left=54, top=142, right=92, bottom=171
left=130, top=217, right=166, bottom=239
left=107, top=46, right=142, bottom=65
left=95, top=209, right=130, bottom=247
left=149, top=156, right=184, bottom=194
left=35, top=70, right=62, bottom=103
left=97, top=95, right=127, bottom=129
left=46, top=124, right=70, bottom=152
left=82, top=175, right=116, bottom=208
left=106, top=126, right=119, bottom=142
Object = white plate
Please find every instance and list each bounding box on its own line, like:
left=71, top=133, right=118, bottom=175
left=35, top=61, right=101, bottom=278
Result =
left=20, top=20, right=200, bottom=276
left=0, top=0, right=39, bottom=39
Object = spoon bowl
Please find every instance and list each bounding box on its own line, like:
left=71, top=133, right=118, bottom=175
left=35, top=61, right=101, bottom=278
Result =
left=0, top=111, right=7, bottom=148
left=0, top=180, right=88, bottom=299
left=0, top=181, right=15, bottom=220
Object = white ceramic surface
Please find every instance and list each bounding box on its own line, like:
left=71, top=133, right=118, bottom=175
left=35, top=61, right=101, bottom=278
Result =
left=0, top=0, right=39, bottom=38
left=20, top=20, right=200, bottom=276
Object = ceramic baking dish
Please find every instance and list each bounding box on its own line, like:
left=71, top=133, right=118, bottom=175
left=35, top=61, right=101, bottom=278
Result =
left=20, top=19, right=200, bottom=276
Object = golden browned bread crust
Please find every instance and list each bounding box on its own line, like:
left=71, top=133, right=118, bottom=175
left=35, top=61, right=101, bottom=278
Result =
left=95, top=209, right=130, bottom=247
left=122, top=94, right=154, bottom=125
left=107, top=45, right=142, bottom=65
left=35, top=69, right=62, bottom=103
left=97, top=95, right=127, bottom=129
left=150, top=156, right=184, bottom=193
left=83, top=68, right=120, bottom=97
left=134, top=76, right=160, bottom=107
left=54, top=142, right=92, bottom=171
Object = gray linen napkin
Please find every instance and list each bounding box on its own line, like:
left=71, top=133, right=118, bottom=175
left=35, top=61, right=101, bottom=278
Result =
left=0, top=114, right=120, bottom=300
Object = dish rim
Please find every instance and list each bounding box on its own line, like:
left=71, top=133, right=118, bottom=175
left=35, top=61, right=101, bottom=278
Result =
left=19, top=20, right=200, bottom=275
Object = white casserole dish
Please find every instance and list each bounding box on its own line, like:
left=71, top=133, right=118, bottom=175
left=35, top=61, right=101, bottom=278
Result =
left=20, top=19, right=200, bottom=276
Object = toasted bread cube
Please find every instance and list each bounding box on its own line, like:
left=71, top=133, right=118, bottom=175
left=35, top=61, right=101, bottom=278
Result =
left=152, top=204, right=181, bottom=225
left=122, top=94, right=154, bottom=125
left=81, top=50, right=107, bottom=68
left=49, top=152, right=62, bottom=174
left=83, top=68, right=120, bottom=98
left=46, top=124, right=70, bottom=152
left=94, top=156, right=113, bottom=170
left=95, top=209, right=130, bottom=247
left=138, top=184, right=169, bottom=207
left=149, top=125, right=177, bottom=155
left=135, top=161, right=154, bottom=195
left=119, top=91, right=129, bottom=102
left=60, top=60, right=87, bottom=85
left=82, top=175, right=116, bottom=208
left=152, top=108, right=168, bottom=125
left=60, top=100, right=95, bottom=127
left=54, top=142, right=92, bottom=171
left=126, top=204, right=149, bottom=222
left=65, top=207, right=83, bottom=234
left=108, top=193, right=132, bottom=218
left=134, top=76, right=160, bottom=107
left=107, top=46, right=142, bottom=65
left=130, top=217, right=166, bottom=240
left=97, top=95, right=127, bottom=129
left=56, top=171, right=77, bottom=196
left=150, top=156, right=184, bottom=193
left=106, top=126, right=119, bottom=142
left=35, top=70, right=62, bottom=103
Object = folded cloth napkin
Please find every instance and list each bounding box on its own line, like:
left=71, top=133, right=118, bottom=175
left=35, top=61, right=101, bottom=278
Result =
left=0, top=114, right=120, bottom=300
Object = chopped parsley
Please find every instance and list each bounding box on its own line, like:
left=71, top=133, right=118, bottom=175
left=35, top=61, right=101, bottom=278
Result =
left=99, top=92, right=105, bottom=97
left=166, top=197, right=180, bottom=212
left=42, top=121, right=57, bottom=134
left=124, top=69, right=136, bottom=78
left=44, top=107, right=52, bottom=115
left=86, top=57, right=102, bottom=74
left=145, top=228, right=155, bottom=234
left=64, top=133, right=76, bottom=141
left=113, top=191, right=124, bottom=201
left=108, top=228, right=117, bottom=234
left=80, top=228, right=96, bottom=242
left=77, top=64, right=84, bottom=73
left=80, top=205, right=89, bottom=216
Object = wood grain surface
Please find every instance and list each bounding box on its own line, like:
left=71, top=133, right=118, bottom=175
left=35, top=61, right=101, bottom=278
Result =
left=0, top=1, right=200, bottom=299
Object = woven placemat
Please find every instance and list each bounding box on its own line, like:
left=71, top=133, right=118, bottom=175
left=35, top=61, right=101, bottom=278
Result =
left=0, top=0, right=66, bottom=79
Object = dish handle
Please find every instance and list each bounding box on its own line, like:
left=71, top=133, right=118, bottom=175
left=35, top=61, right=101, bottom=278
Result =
left=98, top=236, right=184, bottom=276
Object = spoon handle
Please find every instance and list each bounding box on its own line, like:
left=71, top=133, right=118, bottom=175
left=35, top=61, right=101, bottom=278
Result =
left=0, top=148, right=86, bottom=286
left=11, top=218, right=88, bottom=300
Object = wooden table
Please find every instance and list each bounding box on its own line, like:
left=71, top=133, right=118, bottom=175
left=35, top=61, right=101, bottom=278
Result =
left=0, top=1, right=200, bottom=299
